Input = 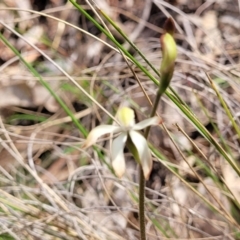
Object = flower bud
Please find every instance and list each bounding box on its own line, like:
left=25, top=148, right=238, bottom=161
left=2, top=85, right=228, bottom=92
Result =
left=159, top=19, right=177, bottom=94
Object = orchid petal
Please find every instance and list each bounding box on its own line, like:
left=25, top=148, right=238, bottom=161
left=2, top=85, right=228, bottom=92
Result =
left=111, top=133, right=127, bottom=178
left=82, top=125, right=120, bottom=149
left=134, top=116, right=162, bottom=131
left=129, top=130, right=152, bottom=180
left=117, top=107, right=135, bottom=127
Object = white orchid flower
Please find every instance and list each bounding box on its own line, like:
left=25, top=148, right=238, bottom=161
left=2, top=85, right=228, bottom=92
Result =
left=83, top=107, right=162, bottom=180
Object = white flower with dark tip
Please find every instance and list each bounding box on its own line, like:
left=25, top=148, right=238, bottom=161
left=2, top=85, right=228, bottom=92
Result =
left=83, top=107, right=161, bottom=180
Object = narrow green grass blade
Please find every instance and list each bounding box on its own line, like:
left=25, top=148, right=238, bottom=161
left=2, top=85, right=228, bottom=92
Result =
left=98, top=10, right=160, bottom=78
left=169, top=93, right=240, bottom=177
left=6, top=114, right=47, bottom=124
left=69, top=0, right=159, bottom=86
left=194, top=90, right=233, bottom=157
left=208, top=73, right=240, bottom=140
left=0, top=31, right=113, bottom=172
left=151, top=218, right=171, bottom=238
left=0, top=33, right=87, bottom=137
left=150, top=145, right=238, bottom=226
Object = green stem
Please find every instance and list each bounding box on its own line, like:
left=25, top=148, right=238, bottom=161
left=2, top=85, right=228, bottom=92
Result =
left=145, top=89, right=163, bottom=137
left=139, top=166, right=146, bottom=240
left=138, top=89, right=163, bottom=240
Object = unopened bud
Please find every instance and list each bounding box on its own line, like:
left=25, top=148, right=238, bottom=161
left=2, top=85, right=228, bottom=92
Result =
left=159, top=18, right=177, bottom=94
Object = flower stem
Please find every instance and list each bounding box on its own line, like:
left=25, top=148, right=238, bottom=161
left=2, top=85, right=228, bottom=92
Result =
left=138, top=90, right=163, bottom=240
left=139, top=166, right=146, bottom=240
left=144, top=89, right=163, bottom=136
left=138, top=18, right=176, bottom=239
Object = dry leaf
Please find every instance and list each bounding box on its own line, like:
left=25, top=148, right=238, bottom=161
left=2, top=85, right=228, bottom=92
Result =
left=0, top=83, right=33, bottom=108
